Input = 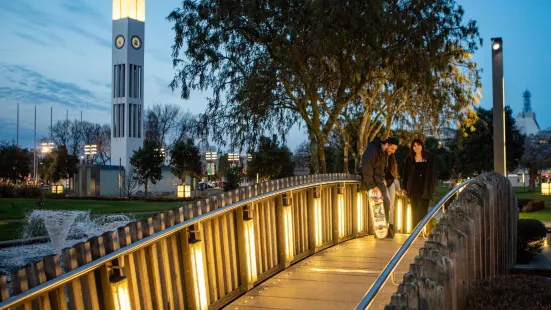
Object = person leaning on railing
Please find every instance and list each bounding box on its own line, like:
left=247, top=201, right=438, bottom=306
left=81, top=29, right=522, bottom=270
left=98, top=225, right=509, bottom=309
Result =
left=401, top=138, right=438, bottom=235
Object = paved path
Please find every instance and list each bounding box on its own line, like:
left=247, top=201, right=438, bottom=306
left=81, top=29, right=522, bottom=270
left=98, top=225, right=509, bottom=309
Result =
left=228, top=234, right=424, bottom=310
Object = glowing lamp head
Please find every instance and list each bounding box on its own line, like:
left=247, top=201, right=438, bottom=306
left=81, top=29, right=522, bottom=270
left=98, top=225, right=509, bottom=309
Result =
left=491, top=37, right=502, bottom=52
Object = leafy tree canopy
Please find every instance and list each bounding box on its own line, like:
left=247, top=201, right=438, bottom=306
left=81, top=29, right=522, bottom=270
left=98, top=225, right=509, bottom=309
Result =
left=130, top=139, right=164, bottom=196
left=170, top=138, right=202, bottom=181
left=248, top=135, right=294, bottom=181
left=0, top=142, right=32, bottom=183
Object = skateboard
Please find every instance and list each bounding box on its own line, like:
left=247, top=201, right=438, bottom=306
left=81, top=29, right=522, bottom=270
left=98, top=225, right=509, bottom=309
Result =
left=369, top=189, right=388, bottom=239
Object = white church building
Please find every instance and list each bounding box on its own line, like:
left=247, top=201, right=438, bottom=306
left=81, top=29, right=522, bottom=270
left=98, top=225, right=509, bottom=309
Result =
left=74, top=0, right=185, bottom=197
left=515, top=90, right=540, bottom=136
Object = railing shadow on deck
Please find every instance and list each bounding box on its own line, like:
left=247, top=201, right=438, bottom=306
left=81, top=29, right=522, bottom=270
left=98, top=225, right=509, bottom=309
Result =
left=0, top=173, right=418, bottom=310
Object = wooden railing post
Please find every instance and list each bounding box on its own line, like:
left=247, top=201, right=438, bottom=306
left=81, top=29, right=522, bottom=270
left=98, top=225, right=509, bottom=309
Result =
left=351, top=183, right=359, bottom=238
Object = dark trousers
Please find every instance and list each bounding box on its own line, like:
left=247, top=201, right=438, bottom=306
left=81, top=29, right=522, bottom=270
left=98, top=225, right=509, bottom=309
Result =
left=411, top=196, right=430, bottom=231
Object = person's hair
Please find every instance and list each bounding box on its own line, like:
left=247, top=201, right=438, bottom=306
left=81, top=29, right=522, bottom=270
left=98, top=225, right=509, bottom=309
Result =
left=384, top=137, right=399, bottom=146
left=409, top=138, right=428, bottom=160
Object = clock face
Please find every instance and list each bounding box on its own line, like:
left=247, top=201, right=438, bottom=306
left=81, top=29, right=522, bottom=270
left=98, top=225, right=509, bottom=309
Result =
left=115, top=35, right=125, bottom=49
left=131, top=36, right=142, bottom=50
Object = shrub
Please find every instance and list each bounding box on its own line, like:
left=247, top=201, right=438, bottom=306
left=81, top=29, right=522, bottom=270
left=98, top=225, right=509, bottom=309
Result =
left=15, top=184, right=43, bottom=198
left=521, top=200, right=545, bottom=213
left=0, top=181, right=15, bottom=198
left=517, top=198, right=531, bottom=211
left=467, top=275, right=551, bottom=309
left=517, top=219, right=547, bottom=264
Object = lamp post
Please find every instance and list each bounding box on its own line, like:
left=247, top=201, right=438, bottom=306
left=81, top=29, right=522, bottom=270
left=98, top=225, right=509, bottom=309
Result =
left=491, top=37, right=506, bottom=175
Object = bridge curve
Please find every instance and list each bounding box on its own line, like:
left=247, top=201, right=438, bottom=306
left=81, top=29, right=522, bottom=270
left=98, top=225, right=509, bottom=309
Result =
left=0, top=173, right=517, bottom=310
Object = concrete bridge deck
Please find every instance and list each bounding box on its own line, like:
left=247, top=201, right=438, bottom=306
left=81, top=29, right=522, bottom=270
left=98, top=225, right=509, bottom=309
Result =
left=229, top=234, right=424, bottom=310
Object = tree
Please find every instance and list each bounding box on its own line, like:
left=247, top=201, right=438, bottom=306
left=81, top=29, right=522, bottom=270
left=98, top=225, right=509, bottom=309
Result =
left=123, top=168, right=140, bottom=198
left=0, top=142, right=32, bottom=183
left=224, top=166, right=244, bottom=191
left=248, top=136, right=294, bottom=181
left=217, top=154, right=230, bottom=174
left=129, top=140, right=164, bottom=196
left=168, top=0, right=481, bottom=173
left=170, top=139, right=202, bottom=183
left=143, top=103, right=182, bottom=148
left=521, top=135, right=551, bottom=192
left=39, top=146, right=78, bottom=184
left=449, top=106, right=525, bottom=177
left=293, top=141, right=313, bottom=174
left=50, top=119, right=111, bottom=163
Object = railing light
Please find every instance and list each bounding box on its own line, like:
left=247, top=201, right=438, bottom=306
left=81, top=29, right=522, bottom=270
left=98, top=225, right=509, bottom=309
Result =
left=338, top=192, right=345, bottom=238
left=110, top=268, right=131, bottom=310
left=314, top=198, right=323, bottom=246
left=406, top=200, right=412, bottom=234
left=283, top=205, right=294, bottom=261
left=357, top=191, right=364, bottom=233
left=190, top=240, right=208, bottom=310
left=396, top=198, right=403, bottom=233
left=244, top=216, right=257, bottom=283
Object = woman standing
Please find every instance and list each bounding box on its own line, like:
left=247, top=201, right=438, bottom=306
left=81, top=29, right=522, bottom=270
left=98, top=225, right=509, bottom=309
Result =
left=401, top=139, right=438, bottom=233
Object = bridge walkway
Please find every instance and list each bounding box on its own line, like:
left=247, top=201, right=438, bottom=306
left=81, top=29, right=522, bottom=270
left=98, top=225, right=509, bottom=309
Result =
left=229, top=234, right=424, bottom=310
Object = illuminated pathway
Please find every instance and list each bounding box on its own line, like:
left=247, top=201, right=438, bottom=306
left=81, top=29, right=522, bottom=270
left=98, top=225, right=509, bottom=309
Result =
left=228, top=234, right=424, bottom=310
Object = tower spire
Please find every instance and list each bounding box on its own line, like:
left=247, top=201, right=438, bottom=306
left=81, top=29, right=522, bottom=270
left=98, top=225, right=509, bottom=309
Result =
left=523, top=90, right=532, bottom=113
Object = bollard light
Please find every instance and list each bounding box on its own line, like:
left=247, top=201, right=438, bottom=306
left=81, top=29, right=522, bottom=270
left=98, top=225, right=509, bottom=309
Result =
left=51, top=184, right=63, bottom=194
left=337, top=188, right=345, bottom=238
left=177, top=184, right=191, bottom=198
left=542, top=182, right=550, bottom=195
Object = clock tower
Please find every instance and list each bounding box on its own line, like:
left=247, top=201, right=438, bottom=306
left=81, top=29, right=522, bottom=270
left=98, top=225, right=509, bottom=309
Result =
left=111, top=0, right=145, bottom=170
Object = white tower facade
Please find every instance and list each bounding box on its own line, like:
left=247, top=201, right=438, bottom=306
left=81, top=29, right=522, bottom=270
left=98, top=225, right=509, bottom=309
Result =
left=111, top=0, right=145, bottom=169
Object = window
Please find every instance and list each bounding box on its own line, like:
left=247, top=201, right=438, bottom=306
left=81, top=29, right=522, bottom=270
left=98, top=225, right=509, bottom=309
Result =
left=112, top=105, right=117, bottom=137
left=137, top=104, right=142, bottom=138
left=121, top=104, right=125, bottom=137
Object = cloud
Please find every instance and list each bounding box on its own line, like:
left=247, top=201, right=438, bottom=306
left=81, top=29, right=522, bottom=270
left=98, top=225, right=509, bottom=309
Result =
left=61, top=0, right=103, bottom=20
left=13, top=32, right=51, bottom=46
left=0, top=63, right=109, bottom=112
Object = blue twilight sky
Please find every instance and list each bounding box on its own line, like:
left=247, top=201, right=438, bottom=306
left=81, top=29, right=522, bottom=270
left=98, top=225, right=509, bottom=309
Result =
left=0, top=0, right=550, bottom=151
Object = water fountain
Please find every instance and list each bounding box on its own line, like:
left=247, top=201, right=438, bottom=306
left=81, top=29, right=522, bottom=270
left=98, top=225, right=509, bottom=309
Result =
left=0, top=210, right=135, bottom=279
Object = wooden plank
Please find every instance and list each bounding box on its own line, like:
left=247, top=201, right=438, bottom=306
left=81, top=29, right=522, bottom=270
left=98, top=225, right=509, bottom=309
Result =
left=140, top=218, right=165, bottom=310
left=74, top=242, right=100, bottom=310
left=43, top=255, right=68, bottom=310
left=61, top=248, right=86, bottom=310
left=164, top=210, right=186, bottom=310
left=116, top=227, right=141, bottom=310
left=152, top=213, right=175, bottom=310
left=128, top=221, right=153, bottom=309
left=0, top=275, right=9, bottom=302
left=202, top=200, right=219, bottom=301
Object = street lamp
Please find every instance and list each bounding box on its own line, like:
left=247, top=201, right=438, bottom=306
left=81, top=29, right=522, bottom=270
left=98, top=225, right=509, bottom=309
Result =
left=205, top=151, right=217, bottom=176
left=40, top=142, right=55, bottom=154
left=84, top=144, right=98, bottom=164
left=491, top=37, right=506, bottom=175
left=228, top=153, right=240, bottom=167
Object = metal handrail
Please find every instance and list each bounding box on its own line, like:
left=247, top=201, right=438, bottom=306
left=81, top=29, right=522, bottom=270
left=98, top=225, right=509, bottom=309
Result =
left=355, top=179, right=474, bottom=309
left=0, top=178, right=360, bottom=309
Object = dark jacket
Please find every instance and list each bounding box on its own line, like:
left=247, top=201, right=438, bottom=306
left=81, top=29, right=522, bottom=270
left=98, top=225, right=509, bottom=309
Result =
left=385, top=154, right=401, bottom=190
left=361, top=141, right=388, bottom=190
left=401, top=155, right=438, bottom=200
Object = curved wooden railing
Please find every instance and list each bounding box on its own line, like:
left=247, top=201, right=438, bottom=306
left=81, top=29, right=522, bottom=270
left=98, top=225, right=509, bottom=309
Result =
left=382, top=172, right=518, bottom=309
left=0, top=173, right=416, bottom=310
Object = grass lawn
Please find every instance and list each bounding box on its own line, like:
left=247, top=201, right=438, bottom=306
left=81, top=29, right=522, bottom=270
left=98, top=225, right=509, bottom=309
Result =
left=0, top=198, right=190, bottom=220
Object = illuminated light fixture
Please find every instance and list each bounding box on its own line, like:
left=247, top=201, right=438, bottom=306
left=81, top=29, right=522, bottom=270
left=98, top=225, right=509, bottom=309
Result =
left=542, top=182, right=550, bottom=196
left=396, top=197, right=403, bottom=233
left=313, top=197, right=323, bottom=246
left=51, top=184, right=64, bottom=194
left=110, top=266, right=131, bottom=310
left=243, top=205, right=257, bottom=283
left=188, top=225, right=208, bottom=310
left=84, top=144, right=98, bottom=156
left=357, top=187, right=365, bottom=233
left=177, top=184, right=191, bottom=198
left=521, top=172, right=525, bottom=184
left=310, top=267, right=381, bottom=274
left=112, top=0, right=145, bottom=22
left=406, top=200, right=412, bottom=234
left=492, top=42, right=501, bottom=50
left=337, top=190, right=345, bottom=238
left=282, top=193, right=294, bottom=261
left=40, top=142, right=55, bottom=153
left=313, top=187, right=321, bottom=199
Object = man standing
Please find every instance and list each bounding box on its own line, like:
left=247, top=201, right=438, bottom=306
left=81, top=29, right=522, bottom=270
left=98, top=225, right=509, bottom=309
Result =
left=361, top=137, right=399, bottom=237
